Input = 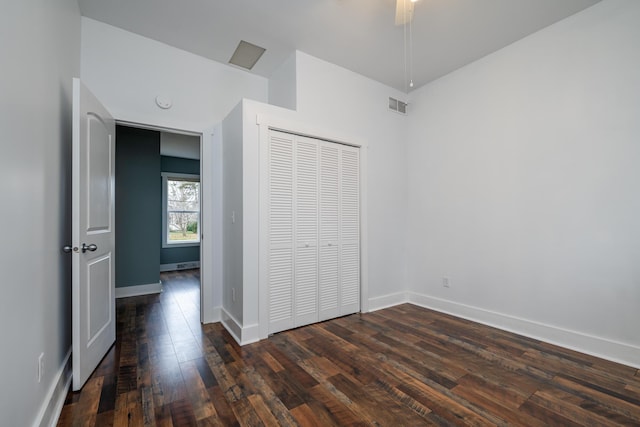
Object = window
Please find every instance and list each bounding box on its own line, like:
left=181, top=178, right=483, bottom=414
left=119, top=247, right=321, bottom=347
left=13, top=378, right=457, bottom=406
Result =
left=162, top=173, right=200, bottom=247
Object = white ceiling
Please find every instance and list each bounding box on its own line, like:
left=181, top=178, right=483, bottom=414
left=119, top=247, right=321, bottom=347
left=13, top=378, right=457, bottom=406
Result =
left=78, top=0, right=600, bottom=92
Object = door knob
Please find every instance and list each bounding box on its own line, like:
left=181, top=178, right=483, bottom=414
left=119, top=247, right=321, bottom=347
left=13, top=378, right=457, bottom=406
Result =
left=62, top=245, right=74, bottom=253
left=81, top=243, right=97, bottom=253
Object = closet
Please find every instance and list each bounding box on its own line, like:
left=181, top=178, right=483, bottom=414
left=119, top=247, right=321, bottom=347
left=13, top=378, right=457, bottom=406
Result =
left=267, top=130, right=360, bottom=334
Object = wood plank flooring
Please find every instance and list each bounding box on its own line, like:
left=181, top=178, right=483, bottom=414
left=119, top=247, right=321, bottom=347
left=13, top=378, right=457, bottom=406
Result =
left=58, top=269, right=640, bottom=426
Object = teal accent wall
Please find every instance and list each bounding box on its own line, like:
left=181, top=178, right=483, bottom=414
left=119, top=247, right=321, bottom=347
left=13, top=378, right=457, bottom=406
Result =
left=115, top=126, right=161, bottom=288
left=161, top=156, right=200, bottom=175
left=161, top=156, right=201, bottom=265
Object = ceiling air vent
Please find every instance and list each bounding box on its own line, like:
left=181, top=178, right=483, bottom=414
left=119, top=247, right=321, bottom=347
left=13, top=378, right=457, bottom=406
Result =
left=229, top=40, right=266, bottom=70
left=388, top=97, right=407, bottom=115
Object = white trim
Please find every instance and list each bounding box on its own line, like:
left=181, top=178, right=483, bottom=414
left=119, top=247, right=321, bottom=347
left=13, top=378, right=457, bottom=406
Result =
left=160, top=261, right=200, bottom=272
left=113, top=119, right=216, bottom=330
left=408, top=292, right=640, bottom=369
left=33, top=349, right=72, bottom=427
left=351, top=289, right=640, bottom=369
left=116, top=120, right=202, bottom=137
left=200, top=124, right=223, bottom=324
left=221, top=308, right=261, bottom=345
left=221, top=308, right=242, bottom=343
left=240, top=323, right=261, bottom=345
left=258, top=116, right=270, bottom=340
left=359, top=143, right=369, bottom=313
left=256, top=113, right=369, bottom=340
left=256, top=114, right=363, bottom=149
left=367, top=291, right=408, bottom=312
left=115, top=282, right=162, bottom=298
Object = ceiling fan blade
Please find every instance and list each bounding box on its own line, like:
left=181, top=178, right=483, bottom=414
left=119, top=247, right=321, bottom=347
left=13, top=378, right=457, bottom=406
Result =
left=395, top=0, right=414, bottom=26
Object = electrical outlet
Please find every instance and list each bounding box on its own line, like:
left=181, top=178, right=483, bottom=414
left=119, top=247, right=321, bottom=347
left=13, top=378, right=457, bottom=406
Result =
left=38, top=353, right=44, bottom=383
left=442, top=277, right=450, bottom=288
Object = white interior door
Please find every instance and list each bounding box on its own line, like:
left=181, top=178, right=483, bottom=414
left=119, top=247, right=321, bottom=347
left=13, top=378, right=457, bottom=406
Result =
left=71, top=78, right=116, bottom=391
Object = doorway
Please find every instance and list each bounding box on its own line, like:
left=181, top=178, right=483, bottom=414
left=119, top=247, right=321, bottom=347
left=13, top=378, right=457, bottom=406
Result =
left=114, top=124, right=203, bottom=312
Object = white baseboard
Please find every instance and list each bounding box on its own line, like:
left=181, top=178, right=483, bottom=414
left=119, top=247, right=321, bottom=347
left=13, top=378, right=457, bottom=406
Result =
left=160, top=261, right=200, bottom=272
left=367, top=291, right=408, bottom=312
left=408, top=292, right=640, bottom=369
left=217, top=290, right=640, bottom=369
left=34, top=348, right=72, bottom=427
left=240, top=323, right=260, bottom=345
left=220, top=308, right=242, bottom=344
left=220, top=308, right=260, bottom=346
left=115, top=282, right=162, bottom=298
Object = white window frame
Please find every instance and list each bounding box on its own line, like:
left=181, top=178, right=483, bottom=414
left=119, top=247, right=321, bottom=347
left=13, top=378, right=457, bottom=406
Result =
left=162, top=172, right=201, bottom=248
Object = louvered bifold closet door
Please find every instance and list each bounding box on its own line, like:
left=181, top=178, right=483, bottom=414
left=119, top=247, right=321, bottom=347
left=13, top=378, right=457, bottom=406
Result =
left=294, top=136, right=319, bottom=327
left=267, top=130, right=360, bottom=334
left=268, top=131, right=295, bottom=334
left=340, top=145, right=360, bottom=315
left=318, top=142, right=340, bottom=321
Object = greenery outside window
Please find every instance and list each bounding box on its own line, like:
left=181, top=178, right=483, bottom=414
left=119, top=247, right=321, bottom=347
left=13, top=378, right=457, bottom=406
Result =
left=162, top=173, right=200, bottom=247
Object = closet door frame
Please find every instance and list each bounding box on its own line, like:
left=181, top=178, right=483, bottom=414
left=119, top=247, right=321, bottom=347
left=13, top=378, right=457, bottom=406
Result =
left=257, top=115, right=368, bottom=340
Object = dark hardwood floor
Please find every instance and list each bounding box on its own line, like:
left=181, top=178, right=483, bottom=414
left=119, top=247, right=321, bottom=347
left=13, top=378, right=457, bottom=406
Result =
left=58, top=269, right=640, bottom=426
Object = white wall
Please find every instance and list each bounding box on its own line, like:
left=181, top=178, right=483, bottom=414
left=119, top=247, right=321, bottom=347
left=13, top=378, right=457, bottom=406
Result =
left=219, top=99, right=300, bottom=343
left=221, top=102, right=245, bottom=326
left=78, top=0, right=639, bottom=370
left=406, top=0, right=640, bottom=367
left=295, top=52, right=410, bottom=307
left=81, top=17, right=268, bottom=132
left=218, top=52, right=412, bottom=342
left=81, top=17, right=269, bottom=331
left=268, top=51, right=297, bottom=111
left=244, top=100, right=299, bottom=340
left=0, top=1, right=81, bottom=426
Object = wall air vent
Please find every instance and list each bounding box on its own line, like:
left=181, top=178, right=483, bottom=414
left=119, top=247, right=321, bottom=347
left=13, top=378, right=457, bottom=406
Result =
left=388, top=97, right=407, bottom=115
